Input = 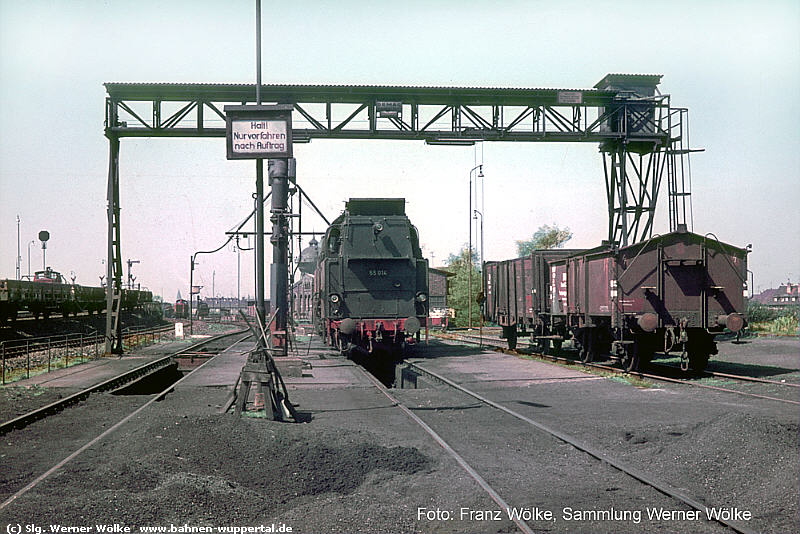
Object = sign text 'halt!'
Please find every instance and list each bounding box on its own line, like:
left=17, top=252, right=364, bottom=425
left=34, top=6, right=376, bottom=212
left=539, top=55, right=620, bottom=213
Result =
left=225, top=105, right=293, bottom=160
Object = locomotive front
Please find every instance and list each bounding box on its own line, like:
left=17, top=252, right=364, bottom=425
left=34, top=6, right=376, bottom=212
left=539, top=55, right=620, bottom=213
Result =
left=314, top=198, right=429, bottom=355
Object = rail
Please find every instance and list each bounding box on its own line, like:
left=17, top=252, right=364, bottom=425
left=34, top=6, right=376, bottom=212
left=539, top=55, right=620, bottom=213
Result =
left=1, top=323, right=174, bottom=385
left=0, top=329, right=251, bottom=511
left=437, top=331, right=800, bottom=406
left=401, top=359, right=758, bottom=534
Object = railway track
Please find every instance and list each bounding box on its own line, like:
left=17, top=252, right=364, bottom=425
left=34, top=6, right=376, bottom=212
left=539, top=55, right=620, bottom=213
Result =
left=354, top=360, right=756, bottom=534
left=438, top=331, right=800, bottom=406
left=0, top=328, right=251, bottom=512
left=1, top=324, right=173, bottom=360
left=0, top=328, right=250, bottom=434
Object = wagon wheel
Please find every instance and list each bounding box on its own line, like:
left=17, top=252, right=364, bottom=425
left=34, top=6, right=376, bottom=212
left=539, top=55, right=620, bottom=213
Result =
left=689, top=351, right=710, bottom=374
left=507, top=331, right=517, bottom=351
left=638, top=346, right=654, bottom=369
left=620, top=344, right=639, bottom=373
left=503, top=326, right=517, bottom=350
left=534, top=325, right=550, bottom=353
left=578, top=332, right=594, bottom=363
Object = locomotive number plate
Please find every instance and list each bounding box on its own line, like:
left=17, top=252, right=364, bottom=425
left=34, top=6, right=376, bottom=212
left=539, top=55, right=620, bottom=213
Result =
left=368, top=269, right=388, bottom=276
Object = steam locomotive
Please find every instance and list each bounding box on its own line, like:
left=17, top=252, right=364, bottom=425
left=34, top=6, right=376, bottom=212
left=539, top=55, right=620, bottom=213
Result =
left=313, top=198, right=429, bottom=356
left=484, top=227, right=748, bottom=372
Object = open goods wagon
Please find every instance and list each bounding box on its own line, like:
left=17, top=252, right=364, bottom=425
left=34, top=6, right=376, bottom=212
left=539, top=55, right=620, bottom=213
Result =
left=484, top=249, right=583, bottom=351
left=0, top=269, right=152, bottom=323
left=485, top=228, right=748, bottom=372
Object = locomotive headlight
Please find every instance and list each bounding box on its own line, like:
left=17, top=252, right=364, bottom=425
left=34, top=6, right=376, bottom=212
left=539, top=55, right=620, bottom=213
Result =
left=416, top=292, right=427, bottom=302
left=330, top=294, right=340, bottom=303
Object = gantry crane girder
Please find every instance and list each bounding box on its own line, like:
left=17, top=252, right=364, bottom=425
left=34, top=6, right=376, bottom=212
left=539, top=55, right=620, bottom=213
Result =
left=102, top=74, right=695, bottom=352
left=105, top=77, right=667, bottom=143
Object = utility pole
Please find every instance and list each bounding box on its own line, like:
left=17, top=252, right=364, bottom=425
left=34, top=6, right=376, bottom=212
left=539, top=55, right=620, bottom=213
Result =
left=16, top=215, right=21, bottom=280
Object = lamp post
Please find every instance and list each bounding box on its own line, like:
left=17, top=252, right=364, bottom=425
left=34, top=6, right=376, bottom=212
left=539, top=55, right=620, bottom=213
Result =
left=473, top=209, right=484, bottom=274
left=474, top=209, right=484, bottom=345
left=27, top=240, right=35, bottom=278
left=235, top=238, right=241, bottom=314
left=468, top=164, right=483, bottom=329
left=16, top=215, right=21, bottom=280
left=189, top=255, right=197, bottom=335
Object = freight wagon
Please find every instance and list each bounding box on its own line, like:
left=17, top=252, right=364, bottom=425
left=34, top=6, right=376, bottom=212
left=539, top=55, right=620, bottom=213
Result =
left=485, top=228, right=748, bottom=372
left=0, top=268, right=152, bottom=323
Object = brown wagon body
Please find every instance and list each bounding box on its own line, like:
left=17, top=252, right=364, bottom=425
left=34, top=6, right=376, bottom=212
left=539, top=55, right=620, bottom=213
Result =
left=484, top=228, right=748, bottom=371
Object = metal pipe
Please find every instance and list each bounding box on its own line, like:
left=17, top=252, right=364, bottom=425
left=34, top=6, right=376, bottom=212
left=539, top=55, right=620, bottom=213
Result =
left=16, top=215, right=20, bottom=280
left=269, top=159, right=290, bottom=354
left=254, top=0, right=266, bottom=327
left=189, top=255, right=194, bottom=335
left=256, top=161, right=266, bottom=326
left=255, top=0, right=261, bottom=105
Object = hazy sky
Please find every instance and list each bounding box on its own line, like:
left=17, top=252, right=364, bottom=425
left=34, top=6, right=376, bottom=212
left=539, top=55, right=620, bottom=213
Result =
left=1, top=0, right=798, bottom=301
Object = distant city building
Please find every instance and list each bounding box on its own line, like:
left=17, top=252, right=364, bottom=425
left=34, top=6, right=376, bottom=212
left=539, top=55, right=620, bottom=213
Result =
left=298, top=238, right=319, bottom=275
left=291, top=273, right=315, bottom=322
left=753, top=283, right=799, bottom=307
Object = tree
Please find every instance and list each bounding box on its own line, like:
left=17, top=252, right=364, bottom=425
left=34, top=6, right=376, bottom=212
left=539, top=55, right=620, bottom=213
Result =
left=516, top=224, right=573, bottom=256
left=445, top=246, right=482, bottom=328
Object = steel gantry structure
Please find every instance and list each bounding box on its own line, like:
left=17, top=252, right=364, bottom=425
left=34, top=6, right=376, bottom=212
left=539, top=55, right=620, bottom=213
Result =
left=103, top=73, right=696, bottom=352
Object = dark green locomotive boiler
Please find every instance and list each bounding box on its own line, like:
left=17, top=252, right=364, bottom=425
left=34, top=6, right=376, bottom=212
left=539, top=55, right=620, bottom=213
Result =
left=313, top=198, right=429, bottom=355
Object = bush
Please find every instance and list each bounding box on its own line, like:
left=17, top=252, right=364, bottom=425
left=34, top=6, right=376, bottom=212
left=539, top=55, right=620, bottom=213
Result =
left=746, top=301, right=779, bottom=323
left=747, top=302, right=799, bottom=336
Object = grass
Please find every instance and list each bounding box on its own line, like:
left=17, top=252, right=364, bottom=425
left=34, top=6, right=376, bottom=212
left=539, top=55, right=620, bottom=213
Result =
left=2, top=353, right=93, bottom=384
left=749, top=316, right=799, bottom=336
left=0, top=384, right=49, bottom=398
left=515, top=351, right=654, bottom=388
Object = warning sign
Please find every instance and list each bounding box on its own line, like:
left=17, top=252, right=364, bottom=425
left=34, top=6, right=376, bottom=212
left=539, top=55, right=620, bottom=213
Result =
left=230, top=120, right=288, bottom=155
left=225, top=104, right=293, bottom=160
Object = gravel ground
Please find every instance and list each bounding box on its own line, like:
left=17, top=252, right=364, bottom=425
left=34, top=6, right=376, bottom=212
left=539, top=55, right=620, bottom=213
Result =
left=0, top=311, right=167, bottom=343
left=1, top=337, right=797, bottom=533
left=465, top=363, right=799, bottom=534
left=0, top=385, right=82, bottom=419
left=712, top=336, right=799, bottom=370
left=0, top=386, right=505, bottom=533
